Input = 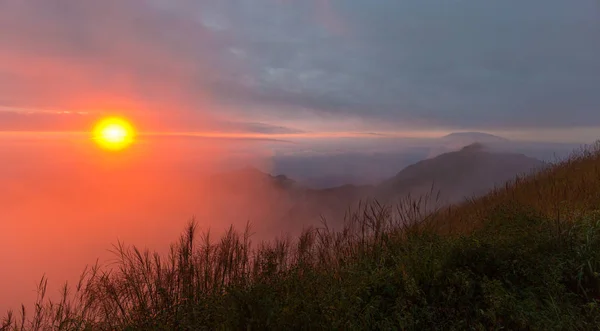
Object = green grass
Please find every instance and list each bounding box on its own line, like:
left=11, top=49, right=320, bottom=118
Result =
left=3, top=142, right=600, bottom=330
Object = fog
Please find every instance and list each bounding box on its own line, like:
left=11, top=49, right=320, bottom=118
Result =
left=271, top=136, right=581, bottom=187
left=0, top=133, right=283, bottom=313
left=1, top=128, right=590, bottom=313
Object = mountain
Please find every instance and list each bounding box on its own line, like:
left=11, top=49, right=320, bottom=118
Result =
left=205, top=143, right=545, bottom=231
left=419, top=132, right=513, bottom=161
left=378, top=143, right=545, bottom=204
left=209, top=166, right=298, bottom=191
left=206, top=166, right=371, bottom=230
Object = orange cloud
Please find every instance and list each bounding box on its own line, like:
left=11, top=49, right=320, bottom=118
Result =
left=0, top=0, right=230, bottom=132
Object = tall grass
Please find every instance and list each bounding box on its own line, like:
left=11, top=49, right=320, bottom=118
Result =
left=3, top=141, right=600, bottom=330
left=430, top=141, right=600, bottom=235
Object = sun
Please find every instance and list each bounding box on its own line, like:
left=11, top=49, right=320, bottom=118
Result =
left=92, top=117, right=136, bottom=151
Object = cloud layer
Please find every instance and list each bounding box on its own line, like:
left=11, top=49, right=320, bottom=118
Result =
left=1, top=0, right=599, bottom=132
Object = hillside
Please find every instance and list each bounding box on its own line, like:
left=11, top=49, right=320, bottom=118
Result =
left=3, top=142, right=600, bottom=330
left=378, top=143, right=545, bottom=204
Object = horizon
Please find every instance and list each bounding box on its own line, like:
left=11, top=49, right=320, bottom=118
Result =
left=1, top=128, right=599, bottom=144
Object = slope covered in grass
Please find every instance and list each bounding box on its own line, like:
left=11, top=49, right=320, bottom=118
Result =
left=3, top=142, right=600, bottom=330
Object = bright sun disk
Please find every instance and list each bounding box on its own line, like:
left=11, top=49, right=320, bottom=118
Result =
left=92, top=117, right=136, bottom=151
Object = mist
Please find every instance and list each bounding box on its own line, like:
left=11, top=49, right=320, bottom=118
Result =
left=0, top=133, right=287, bottom=313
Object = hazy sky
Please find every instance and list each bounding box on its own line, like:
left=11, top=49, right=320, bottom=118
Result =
left=1, top=0, right=599, bottom=139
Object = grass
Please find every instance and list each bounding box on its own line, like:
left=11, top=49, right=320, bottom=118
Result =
left=3, top=141, right=600, bottom=330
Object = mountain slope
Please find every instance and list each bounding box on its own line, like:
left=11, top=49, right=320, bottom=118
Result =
left=378, top=143, right=545, bottom=204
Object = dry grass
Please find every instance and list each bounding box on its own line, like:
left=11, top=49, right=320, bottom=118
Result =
left=428, top=141, right=600, bottom=234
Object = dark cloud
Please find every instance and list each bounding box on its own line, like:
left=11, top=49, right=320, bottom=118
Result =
left=207, top=0, right=600, bottom=129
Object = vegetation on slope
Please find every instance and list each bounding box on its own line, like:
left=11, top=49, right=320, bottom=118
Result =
left=2, top=142, right=600, bottom=330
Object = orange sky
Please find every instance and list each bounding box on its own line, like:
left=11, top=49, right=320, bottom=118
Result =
left=0, top=132, right=283, bottom=313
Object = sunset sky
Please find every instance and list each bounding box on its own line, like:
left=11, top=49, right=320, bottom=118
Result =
left=1, top=0, right=599, bottom=141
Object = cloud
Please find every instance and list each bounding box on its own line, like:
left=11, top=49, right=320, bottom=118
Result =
left=1, top=0, right=599, bottom=132
left=204, top=0, right=600, bottom=130
left=0, top=109, right=304, bottom=136
left=0, top=0, right=233, bottom=129
left=222, top=121, right=304, bottom=134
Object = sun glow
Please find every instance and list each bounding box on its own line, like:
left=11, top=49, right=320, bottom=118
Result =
left=92, top=117, right=136, bottom=151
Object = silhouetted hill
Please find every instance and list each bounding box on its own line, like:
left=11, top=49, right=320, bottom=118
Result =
left=205, top=143, right=545, bottom=229
left=378, top=143, right=545, bottom=204
left=209, top=166, right=299, bottom=192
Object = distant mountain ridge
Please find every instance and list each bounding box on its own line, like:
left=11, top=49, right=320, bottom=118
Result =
left=207, top=143, right=546, bottom=230
left=378, top=143, right=545, bottom=204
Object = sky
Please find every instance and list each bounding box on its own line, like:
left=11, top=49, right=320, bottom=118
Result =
left=1, top=0, right=599, bottom=140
